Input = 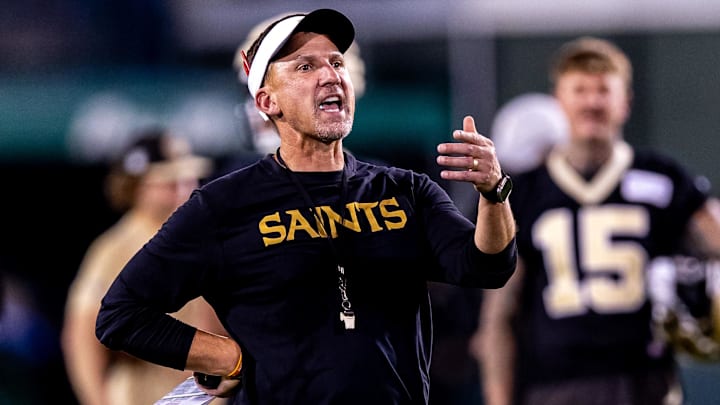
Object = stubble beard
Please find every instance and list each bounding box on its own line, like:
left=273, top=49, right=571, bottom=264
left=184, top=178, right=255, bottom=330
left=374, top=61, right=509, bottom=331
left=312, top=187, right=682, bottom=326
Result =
left=314, top=115, right=353, bottom=143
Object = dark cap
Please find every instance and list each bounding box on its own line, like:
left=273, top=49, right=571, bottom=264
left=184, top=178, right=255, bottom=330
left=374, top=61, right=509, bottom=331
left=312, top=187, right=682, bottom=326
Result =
left=243, top=9, right=355, bottom=104
left=293, top=9, right=354, bottom=53
left=120, top=129, right=212, bottom=182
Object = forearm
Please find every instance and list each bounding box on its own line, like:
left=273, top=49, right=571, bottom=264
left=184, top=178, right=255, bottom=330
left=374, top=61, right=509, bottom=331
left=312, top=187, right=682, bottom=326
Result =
left=479, top=324, right=516, bottom=405
left=186, top=329, right=243, bottom=376
left=475, top=199, right=516, bottom=254
left=62, top=312, right=110, bottom=405
left=477, top=265, right=523, bottom=405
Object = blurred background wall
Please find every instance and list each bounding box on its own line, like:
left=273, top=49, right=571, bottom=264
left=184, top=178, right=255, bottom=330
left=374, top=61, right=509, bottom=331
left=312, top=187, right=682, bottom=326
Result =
left=1, top=1, right=719, bottom=404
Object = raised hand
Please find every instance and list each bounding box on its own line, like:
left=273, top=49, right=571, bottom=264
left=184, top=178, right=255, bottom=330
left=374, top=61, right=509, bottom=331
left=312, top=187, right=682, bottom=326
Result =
left=436, top=115, right=503, bottom=194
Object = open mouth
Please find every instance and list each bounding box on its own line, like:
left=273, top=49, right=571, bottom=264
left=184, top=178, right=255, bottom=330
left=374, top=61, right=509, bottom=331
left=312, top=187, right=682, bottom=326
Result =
left=318, top=96, right=343, bottom=113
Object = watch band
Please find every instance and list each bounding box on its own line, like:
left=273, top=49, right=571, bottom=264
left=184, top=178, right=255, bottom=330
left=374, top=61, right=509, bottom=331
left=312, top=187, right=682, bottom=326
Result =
left=477, top=171, right=512, bottom=203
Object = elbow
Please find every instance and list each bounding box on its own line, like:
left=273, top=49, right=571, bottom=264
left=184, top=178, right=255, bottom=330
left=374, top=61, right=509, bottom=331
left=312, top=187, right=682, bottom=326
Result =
left=483, top=263, right=516, bottom=289
left=95, top=301, right=127, bottom=351
left=462, top=238, right=518, bottom=288
left=484, top=238, right=518, bottom=289
left=95, top=314, right=116, bottom=350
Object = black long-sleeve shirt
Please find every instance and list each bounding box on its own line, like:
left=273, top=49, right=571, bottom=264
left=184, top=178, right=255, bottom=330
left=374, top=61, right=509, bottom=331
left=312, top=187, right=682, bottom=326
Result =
left=96, top=153, right=516, bottom=405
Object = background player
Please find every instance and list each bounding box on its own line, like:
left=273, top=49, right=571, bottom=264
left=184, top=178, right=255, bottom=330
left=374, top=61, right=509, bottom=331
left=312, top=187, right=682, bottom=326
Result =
left=473, top=36, right=720, bottom=405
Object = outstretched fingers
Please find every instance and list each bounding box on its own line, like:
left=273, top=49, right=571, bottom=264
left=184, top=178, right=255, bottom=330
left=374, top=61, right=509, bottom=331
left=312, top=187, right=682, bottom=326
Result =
left=436, top=115, right=501, bottom=192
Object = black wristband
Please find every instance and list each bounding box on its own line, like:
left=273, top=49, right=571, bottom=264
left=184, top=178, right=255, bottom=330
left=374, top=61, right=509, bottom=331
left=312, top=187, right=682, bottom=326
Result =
left=194, top=372, right=222, bottom=389
left=479, top=171, right=513, bottom=203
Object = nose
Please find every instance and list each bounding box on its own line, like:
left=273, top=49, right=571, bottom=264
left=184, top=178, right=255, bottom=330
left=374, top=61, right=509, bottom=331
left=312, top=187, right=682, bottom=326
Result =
left=582, top=87, right=611, bottom=108
left=585, top=92, right=603, bottom=107
left=318, top=62, right=341, bottom=86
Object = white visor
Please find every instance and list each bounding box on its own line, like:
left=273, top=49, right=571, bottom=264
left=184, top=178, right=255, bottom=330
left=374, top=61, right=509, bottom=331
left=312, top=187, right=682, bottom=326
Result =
left=246, top=15, right=304, bottom=117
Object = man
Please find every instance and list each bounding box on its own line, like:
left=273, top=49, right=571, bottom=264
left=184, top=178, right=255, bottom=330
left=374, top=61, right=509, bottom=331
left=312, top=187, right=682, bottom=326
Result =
left=473, top=37, right=720, bottom=405
left=95, top=9, right=516, bottom=405
left=62, top=129, right=226, bottom=405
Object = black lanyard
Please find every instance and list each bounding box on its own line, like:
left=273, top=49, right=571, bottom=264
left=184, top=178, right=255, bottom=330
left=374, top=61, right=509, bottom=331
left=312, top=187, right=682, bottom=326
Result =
left=275, top=149, right=355, bottom=330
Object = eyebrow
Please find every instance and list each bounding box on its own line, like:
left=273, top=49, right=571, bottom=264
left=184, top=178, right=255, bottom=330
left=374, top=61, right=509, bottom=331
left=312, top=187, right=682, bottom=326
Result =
left=279, top=52, right=344, bottom=63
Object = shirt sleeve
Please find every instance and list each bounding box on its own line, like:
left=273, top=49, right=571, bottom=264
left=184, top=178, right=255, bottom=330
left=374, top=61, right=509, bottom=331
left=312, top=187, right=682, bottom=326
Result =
left=95, top=191, right=218, bottom=370
left=416, top=173, right=517, bottom=288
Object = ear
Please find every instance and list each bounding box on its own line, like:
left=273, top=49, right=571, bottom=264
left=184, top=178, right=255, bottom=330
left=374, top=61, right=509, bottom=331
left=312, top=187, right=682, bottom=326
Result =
left=256, top=88, right=280, bottom=118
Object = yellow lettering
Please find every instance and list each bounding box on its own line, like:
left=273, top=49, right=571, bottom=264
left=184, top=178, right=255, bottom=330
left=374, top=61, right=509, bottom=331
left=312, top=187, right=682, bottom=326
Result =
left=286, top=209, right=321, bottom=241
left=317, top=203, right=363, bottom=236
left=355, top=202, right=382, bottom=232
left=259, top=212, right=286, bottom=247
left=340, top=202, right=361, bottom=233
left=259, top=198, right=408, bottom=248
left=380, top=197, right=407, bottom=229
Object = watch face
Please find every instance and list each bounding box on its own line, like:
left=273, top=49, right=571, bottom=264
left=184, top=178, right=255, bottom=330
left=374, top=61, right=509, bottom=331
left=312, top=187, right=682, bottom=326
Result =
left=480, top=173, right=513, bottom=203
left=498, top=175, right=513, bottom=202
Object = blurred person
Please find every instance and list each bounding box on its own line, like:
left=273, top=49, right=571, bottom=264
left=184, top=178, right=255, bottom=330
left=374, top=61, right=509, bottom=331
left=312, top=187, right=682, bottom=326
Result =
left=61, top=128, right=227, bottom=405
left=94, top=9, right=517, bottom=404
left=472, top=36, right=720, bottom=405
